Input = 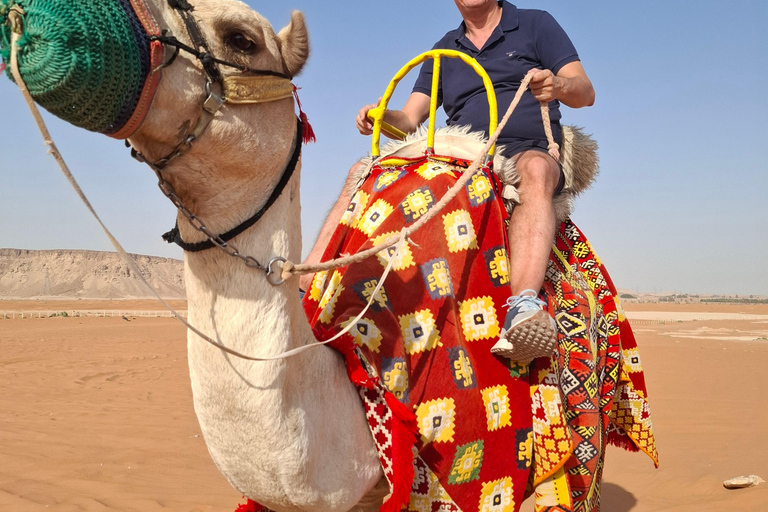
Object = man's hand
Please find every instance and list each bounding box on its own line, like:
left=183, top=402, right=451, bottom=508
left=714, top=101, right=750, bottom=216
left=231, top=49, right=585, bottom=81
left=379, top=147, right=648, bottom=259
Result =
left=529, top=69, right=560, bottom=103
left=356, top=98, right=382, bottom=135
left=529, top=62, right=595, bottom=108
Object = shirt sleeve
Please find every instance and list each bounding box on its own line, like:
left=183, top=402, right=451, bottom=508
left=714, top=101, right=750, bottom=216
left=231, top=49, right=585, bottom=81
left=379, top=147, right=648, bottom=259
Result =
left=535, top=11, right=580, bottom=75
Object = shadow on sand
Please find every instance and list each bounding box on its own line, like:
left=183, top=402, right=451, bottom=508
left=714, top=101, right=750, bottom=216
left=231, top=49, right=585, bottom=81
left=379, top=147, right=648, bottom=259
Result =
left=601, top=482, right=638, bottom=512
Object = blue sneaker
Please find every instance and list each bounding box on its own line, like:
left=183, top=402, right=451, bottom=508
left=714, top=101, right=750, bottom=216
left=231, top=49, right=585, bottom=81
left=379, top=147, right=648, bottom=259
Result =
left=491, top=289, right=557, bottom=362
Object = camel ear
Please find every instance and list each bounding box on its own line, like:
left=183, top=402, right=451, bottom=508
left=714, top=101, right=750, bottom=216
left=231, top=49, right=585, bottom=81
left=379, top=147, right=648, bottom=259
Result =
left=277, top=11, right=309, bottom=77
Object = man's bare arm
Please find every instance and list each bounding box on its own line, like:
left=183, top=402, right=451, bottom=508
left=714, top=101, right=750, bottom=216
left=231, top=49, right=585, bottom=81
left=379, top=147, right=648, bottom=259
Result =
left=529, top=61, right=595, bottom=108
left=300, top=93, right=432, bottom=290
left=355, top=92, right=431, bottom=138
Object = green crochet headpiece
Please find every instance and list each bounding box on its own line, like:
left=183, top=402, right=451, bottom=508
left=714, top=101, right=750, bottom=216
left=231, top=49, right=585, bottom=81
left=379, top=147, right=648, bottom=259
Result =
left=0, top=0, right=153, bottom=135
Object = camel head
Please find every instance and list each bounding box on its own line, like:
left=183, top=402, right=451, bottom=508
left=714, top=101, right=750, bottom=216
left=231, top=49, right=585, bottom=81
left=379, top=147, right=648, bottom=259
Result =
left=1, top=0, right=309, bottom=218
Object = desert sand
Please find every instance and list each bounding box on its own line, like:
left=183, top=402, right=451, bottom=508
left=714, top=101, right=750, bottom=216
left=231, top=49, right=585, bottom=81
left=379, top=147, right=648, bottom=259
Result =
left=1, top=301, right=766, bottom=511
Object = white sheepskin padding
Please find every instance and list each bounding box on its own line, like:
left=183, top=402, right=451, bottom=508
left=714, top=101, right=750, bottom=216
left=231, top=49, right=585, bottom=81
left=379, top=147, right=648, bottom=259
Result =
left=352, top=125, right=599, bottom=221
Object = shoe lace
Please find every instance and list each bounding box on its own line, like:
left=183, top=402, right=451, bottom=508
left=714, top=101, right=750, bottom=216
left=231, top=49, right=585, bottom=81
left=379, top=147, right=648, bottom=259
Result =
left=504, top=289, right=546, bottom=310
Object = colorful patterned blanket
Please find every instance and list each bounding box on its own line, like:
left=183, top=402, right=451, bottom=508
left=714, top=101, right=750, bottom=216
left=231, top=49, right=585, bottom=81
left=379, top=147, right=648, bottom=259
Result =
left=241, top=153, right=657, bottom=512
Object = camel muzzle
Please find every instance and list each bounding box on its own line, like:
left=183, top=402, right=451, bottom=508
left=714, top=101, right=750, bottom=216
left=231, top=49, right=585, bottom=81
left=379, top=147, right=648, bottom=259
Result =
left=0, top=0, right=165, bottom=137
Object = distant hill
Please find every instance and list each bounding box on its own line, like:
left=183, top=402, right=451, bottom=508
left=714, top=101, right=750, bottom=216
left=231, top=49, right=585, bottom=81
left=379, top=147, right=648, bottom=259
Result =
left=0, top=249, right=185, bottom=299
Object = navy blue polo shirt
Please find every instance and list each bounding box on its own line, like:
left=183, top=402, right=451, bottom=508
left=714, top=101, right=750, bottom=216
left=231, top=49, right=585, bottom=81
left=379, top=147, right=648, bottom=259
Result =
left=413, top=1, right=579, bottom=154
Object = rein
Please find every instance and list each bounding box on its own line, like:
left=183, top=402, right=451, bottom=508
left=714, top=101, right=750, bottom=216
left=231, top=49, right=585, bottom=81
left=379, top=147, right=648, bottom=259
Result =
left=6, top=1, right=555, bottom=363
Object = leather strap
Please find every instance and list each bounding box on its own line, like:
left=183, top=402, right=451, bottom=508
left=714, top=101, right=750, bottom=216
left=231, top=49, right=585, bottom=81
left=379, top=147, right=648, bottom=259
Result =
left=163, top=117, right=303, bottom=252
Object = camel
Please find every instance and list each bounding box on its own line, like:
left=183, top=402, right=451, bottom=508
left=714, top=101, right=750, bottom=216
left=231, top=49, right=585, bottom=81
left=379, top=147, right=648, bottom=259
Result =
left=1, top=0, right=657, bottom=511
left=117, top=3, right=389, bottom=511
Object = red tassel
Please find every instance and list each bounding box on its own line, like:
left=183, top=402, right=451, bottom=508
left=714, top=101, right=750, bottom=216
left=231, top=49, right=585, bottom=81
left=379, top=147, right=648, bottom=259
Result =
left=0, top=62, right=6, bottom=74
left=234, top=498, right=260, bottom=512
left=380, top=391, right=418, bottom=512
left=293, top=85, right=316, bottom=144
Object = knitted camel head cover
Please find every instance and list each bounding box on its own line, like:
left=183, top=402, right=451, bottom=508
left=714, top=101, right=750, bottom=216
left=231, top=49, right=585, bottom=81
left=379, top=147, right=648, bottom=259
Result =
left=0, top=0, right=165, bottom=138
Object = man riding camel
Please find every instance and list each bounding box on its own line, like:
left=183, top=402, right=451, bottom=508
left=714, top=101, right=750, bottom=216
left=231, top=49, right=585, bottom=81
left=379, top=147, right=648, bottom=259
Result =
left=304, top=0, right=595, bottom=358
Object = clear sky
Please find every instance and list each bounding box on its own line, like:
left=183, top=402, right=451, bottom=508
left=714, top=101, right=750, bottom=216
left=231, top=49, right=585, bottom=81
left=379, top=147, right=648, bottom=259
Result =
left=1, top=0, right=766, bottom=295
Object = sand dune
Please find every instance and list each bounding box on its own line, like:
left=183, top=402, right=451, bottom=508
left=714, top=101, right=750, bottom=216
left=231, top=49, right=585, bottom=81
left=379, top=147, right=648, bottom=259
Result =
left=1, top=303, right=766, bottom=511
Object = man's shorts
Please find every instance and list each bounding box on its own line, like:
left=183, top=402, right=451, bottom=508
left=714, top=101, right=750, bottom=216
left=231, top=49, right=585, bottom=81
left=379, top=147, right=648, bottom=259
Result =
left=502, top=139, right=565, bottom=196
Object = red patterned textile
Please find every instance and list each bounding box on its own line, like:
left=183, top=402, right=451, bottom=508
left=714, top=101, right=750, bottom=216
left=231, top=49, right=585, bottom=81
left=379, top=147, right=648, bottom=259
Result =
left=304, top=156, right=532, bottom=512
left=277, top=153, right=655, bottom=512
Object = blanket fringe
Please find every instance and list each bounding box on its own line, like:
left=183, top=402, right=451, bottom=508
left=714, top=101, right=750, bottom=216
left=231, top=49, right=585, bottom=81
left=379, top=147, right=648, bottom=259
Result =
left=607, top=431, right=640, bottom=453
left=380, top=391, right=418, bottom=512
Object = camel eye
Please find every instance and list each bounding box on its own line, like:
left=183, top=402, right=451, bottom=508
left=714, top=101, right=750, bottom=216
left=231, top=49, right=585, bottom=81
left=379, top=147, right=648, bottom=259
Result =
left=226, top=33, right=256, bottom=54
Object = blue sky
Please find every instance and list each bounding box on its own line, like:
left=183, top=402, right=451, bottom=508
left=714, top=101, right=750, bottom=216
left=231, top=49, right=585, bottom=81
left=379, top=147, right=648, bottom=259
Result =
left=1, top=0, right=766, bottom=295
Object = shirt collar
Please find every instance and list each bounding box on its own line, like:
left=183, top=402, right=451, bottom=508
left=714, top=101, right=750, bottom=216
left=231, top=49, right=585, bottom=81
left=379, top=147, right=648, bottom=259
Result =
left=455, top=1, right=519, bottom=51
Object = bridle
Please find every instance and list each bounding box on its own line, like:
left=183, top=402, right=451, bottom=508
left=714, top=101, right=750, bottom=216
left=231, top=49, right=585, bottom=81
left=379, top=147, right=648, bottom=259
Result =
left=124, top=0, right=310, bottom=285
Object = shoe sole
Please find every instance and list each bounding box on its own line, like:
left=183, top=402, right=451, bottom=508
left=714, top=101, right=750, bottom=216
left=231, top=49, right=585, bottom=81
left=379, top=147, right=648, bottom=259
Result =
left=491, top=310, right=557, bottom=362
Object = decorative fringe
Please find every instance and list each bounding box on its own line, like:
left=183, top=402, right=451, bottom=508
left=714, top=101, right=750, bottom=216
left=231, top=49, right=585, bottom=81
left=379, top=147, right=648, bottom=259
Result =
left=234, top=498, right=268, bottom=512
left=312, top=326, right=418, bottom=512
left=292, top=85, right=316, bottom=144
left=380, top=391, right=418, bottom=512
left=607, top=431, right=640, bottom=453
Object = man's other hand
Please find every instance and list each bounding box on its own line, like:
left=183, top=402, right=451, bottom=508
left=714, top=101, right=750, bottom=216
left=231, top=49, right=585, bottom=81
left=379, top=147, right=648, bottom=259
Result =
left=356, top=98, right=382, bottom=135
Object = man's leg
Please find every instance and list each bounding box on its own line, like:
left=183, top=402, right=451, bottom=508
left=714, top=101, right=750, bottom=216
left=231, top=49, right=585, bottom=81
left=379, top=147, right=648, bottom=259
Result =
left=491, top=149, right=561, bottom=361
left=507, top=150, right=560, bottom=295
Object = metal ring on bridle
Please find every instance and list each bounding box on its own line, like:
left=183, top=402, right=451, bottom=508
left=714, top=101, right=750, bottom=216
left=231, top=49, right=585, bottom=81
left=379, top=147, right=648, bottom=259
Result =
left=266, top=257, right=287, bottom=286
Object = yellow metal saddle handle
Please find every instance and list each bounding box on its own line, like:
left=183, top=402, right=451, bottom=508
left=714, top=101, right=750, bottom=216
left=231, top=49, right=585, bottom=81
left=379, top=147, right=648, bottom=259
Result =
left=368, top=49, right=498, bottom=159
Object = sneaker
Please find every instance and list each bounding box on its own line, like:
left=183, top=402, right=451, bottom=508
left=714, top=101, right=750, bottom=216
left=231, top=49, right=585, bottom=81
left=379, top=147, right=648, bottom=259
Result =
left=491, top=289, right=557, bottom=362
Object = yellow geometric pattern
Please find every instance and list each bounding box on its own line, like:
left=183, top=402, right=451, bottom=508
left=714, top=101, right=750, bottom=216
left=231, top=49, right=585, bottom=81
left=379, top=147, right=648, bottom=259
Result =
left=459, top=296, right=500, bottom=341
left=467, top=173, right=494, bottom=206
left=382, top=360, right=409, bottom=401
left=415, top=161, right=456, bottom=180
left=478, top=477, right=516, bottom=512
left=449, top=441, right=484, bottom=484
left=622, top=347, right=643, bottom=373
left=399, top=309, right=441, bottom=355
left=372, top=231, right=415, bottom=271
left=375, top=169, right=404, bottom=190
left=531, top=373, right=573, bottom=485
left=358, top=199, right=394, bottom=236
left=486, top=247, right=510, bottom=286
left=482, top=385, right=512, bottom=431
left=443, top=209, right=479, bottom=253
left=401, top=187, right=435, bottom=222
left=359, top=278, right=391, bottom=311
left=423, top=259, right=453, bottom=299
left=452, top=348, right=475, bottom=388
left=308, top=270, right=328, bottom=302
left=318, top=271, right=343, bottom=324
left=416, top=398, right=456, bottom=444
left=342, top=317, right=383, bottom=353
left=340, top=190, right=369, bottom=228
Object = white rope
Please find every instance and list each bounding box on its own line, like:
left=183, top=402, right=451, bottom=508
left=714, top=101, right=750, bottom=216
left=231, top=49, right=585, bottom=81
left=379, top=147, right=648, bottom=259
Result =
left=9, top=18, right=405, bottom=362
left=10, top=10, right=556, bottom=362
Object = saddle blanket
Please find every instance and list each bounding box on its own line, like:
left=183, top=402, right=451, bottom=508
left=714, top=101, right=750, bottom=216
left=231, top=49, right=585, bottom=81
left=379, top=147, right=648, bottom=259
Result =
left=241, top=154, right=657, bottom=512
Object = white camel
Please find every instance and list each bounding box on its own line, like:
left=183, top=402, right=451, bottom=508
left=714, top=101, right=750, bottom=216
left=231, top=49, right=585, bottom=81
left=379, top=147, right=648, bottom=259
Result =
left=123, top=2, right=389, bottom=511
left=3, top=0, right=654, bottom=510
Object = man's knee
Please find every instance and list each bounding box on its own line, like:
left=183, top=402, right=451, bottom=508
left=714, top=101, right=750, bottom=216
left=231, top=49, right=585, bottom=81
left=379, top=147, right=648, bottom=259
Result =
left=515, top=151, right=560, bottom=195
